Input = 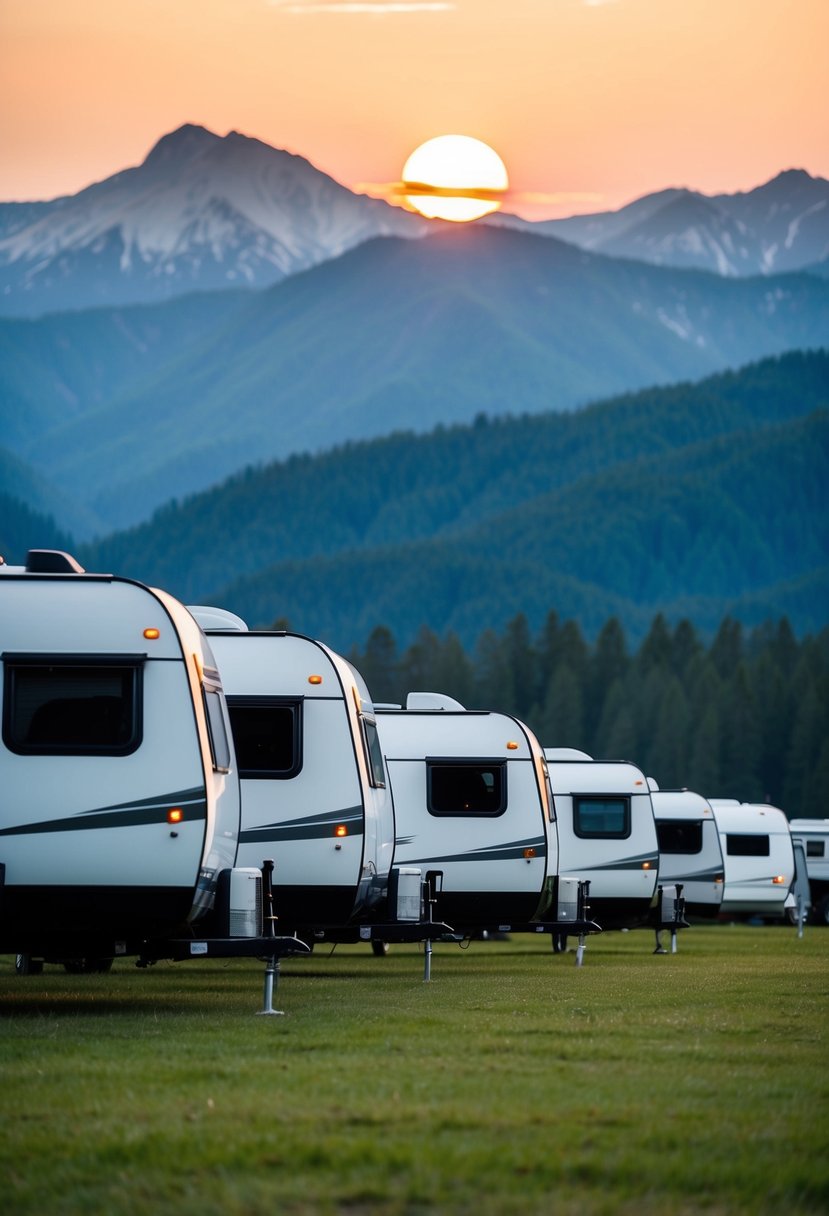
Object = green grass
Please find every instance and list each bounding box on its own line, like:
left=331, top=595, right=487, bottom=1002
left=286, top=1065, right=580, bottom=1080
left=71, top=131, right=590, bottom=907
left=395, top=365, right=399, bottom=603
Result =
left=1, top=926, right=827, bottom=1216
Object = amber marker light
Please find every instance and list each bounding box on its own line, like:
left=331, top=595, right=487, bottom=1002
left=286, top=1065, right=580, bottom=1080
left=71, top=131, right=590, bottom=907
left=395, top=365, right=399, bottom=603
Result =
left=506, top=741, right=519, bottom=750
left=335, top=824, right=348, bottom=838
left=308, top=675, right=323, bottom=685
left=523, top=847, right=537, bottom=859
left=772, top=875, right=786, bottom=884
left=642, top=861, right=652, bottom=870
left=167, top=808, right=184, bottom=825
left=143, top=627, right=160, bottom=640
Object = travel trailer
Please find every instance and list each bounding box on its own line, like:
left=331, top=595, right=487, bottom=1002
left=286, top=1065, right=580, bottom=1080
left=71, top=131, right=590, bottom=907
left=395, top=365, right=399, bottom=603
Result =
left=375, top=694, right=593, bottom=938
left=650, top=786, right=725, bottom=919
left=789, top=820, right=829, bottom=924
left=544, top=749, right=659, bottom=930
left=0, top=551, right=265, bottom=968
left=189, top=609, right=397, bottom=935
left=708, top=800, right=795, bottom=921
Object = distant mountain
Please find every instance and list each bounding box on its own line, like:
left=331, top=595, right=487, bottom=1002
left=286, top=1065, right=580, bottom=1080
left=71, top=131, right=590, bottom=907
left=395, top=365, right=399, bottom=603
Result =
left=74, top=351, right=829, bottom=648
left=495, top=170, right=829, bottom=277
left=7, top=224, right=829, bottom=532
left=0, top=124, right=427, bottom=317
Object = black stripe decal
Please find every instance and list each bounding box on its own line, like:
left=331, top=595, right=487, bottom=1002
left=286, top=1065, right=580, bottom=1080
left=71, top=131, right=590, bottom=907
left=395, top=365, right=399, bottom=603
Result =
left=240, top=805, right=363, bottom=844
left=395, top=835, right=546, bottom=866
left=0, top=786, right=207, bottom=837
left=573, top=852, right=659, bottom=872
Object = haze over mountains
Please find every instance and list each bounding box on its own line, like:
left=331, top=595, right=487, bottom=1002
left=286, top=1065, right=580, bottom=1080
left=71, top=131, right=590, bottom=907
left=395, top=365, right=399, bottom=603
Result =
left=4, top=222, right=829, bottom=533
left=1, top=126, right=827, bottom=650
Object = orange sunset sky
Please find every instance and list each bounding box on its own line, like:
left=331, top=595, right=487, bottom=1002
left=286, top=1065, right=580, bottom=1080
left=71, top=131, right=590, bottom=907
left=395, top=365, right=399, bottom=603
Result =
left=1, top=0, right=827, bottom=219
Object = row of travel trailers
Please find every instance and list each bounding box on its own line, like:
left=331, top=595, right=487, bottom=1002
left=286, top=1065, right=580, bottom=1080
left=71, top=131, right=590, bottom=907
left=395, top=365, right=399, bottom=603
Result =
left=0, top=552, right=815, bottom=976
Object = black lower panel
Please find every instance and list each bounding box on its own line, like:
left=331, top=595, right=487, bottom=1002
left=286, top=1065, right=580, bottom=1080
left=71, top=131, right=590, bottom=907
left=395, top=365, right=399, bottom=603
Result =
left=0, top=884, right=196, bottom=956
left=586, top=896, right=655, bottom=930
left=272, top=884, right=359, bottom=932
left=684, top=901, right=720, bottom=920
left=430, top=889, right=544, bottom=930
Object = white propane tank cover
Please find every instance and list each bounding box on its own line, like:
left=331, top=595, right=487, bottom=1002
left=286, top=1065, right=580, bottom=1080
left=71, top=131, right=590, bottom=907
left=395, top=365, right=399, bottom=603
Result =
left=557, top=877, right=582, bottom=922
left=188, top=605, right=249, bottom=632
left=392, top=868, right=423, bottom=921
left=228, top=868, right=262, bottom=937
left=406, top=692, right=466, bottom=711
left=647, top=776, right=660, bottom=792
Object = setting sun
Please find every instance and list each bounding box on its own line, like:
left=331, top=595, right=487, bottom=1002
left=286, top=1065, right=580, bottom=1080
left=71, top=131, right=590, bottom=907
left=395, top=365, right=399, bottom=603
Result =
left=401, top=135, right=509, bottom=223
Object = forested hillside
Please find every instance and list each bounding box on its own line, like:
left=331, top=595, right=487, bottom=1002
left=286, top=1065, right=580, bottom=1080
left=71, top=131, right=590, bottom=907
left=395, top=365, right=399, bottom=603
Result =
left=347, top=612, right=829, bottom=820
left=74, top=350, right=829, bottom=648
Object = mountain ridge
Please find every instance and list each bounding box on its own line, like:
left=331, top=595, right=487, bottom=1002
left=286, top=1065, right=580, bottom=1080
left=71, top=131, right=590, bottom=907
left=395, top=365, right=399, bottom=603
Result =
left=64, top=350, right=828, bottom=648
left=6, top=223, right=828, bottom=533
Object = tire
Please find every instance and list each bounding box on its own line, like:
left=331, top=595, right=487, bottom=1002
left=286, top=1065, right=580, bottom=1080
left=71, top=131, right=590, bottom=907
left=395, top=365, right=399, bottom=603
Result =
left=371, top=940, right=390, bottom=957
left=814, top=895, right=829, bottom=926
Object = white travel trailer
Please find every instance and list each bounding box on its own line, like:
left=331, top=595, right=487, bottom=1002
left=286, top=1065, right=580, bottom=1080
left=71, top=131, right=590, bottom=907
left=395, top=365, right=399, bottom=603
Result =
left=649, top=786, right=725, bottom=919
left=375, top=693, right=574, bottom=934
left=0, top=551, right=243, bottom=966
left=189, top=610, right=396, bottom=935
left=789, top=820, right=829, bottom=924
left=708, top=800, right=795, bottom=921
left=544, top=749, right=659, bottom=930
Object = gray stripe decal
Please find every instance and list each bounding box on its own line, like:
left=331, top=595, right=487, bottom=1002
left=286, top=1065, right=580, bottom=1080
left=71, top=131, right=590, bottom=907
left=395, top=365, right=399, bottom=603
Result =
left=577, top=851, right=659, bottom=872
left=241, top=805, right=363, bottom=844
left=725, top=875, right=788, bottom=887
left=664, top=865, right=723, bottom=882
left=395, top=835, right=546, bottom=866
left=0, top=786, right=208, bottom=837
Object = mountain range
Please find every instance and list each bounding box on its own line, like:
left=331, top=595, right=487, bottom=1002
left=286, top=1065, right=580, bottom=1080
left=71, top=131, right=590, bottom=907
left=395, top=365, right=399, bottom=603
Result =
left=52, top=349, right=824, bottom=651
left=0, top=124, right=426, bottom=317
left=1, top=128, right=827, bottom=653
left=3, top=217, right=829, bottom=534
left=1, top=124, right=827, bottom=320
left=495, top=169, right=829, bottom=277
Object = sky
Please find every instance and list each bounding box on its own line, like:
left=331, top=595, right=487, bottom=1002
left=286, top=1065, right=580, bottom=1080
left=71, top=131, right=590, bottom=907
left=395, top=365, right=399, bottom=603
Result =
left=1, top=0, right=827, bottom=219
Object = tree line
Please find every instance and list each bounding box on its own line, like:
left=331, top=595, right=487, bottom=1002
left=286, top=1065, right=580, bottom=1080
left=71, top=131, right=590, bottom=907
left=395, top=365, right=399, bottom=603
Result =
left=342, top=612, right=829, bottom=819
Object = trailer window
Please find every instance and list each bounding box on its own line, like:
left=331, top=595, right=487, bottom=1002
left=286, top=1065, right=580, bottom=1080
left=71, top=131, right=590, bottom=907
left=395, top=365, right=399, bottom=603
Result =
left=203, top=687, right=232, bottom=773
left=656, top=819, right=703, bottom=855
left=3, top=659, right=142, bottom=755
left=726, top=833, right=770, bottom=857
left=427, top=762, right=506, bottom=817
left=806, top=840, right=825, bottom=858
left=573, top=796, right=630, bottom=839
left=226, top=698, right=302, bottom=779
left=361, top=716, right=386, bottom=788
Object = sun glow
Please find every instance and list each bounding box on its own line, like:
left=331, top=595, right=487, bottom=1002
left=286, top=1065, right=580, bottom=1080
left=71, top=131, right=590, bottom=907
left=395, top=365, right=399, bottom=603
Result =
left=402, top=135, right=509, bottom=222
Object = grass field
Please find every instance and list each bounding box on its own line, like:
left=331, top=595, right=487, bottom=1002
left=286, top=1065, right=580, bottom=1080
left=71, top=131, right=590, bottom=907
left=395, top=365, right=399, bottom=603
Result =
left=1, top=925, right=827, bottom=1216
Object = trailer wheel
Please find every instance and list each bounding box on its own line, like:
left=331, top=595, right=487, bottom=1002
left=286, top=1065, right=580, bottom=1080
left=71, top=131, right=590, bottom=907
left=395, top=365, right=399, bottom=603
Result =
left=371, top=941, right=390, bottom=957
left=15, top=954, right=43, bottom=976
left=63, top=958, right=114, bottom=975
left=814, top=896, right=829, bottom=926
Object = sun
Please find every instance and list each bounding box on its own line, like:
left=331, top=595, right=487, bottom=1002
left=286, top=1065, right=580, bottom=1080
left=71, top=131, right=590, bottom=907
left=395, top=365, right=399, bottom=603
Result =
left=401, top=135, right=509, bottom=223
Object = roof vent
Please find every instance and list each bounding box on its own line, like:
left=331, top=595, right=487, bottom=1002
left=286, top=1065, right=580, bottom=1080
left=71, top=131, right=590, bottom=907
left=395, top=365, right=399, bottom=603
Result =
left=406, top=692, right=466, bottom=711
left=544, top=747, right=593, bottom=762
left=26, top=549, right=86, bottom=574
left=188, top=605, right=249, bottom=632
